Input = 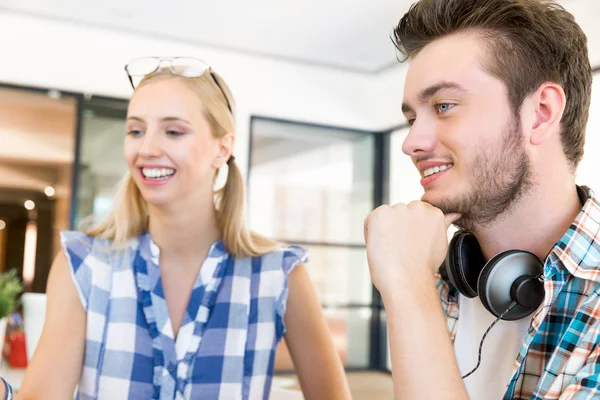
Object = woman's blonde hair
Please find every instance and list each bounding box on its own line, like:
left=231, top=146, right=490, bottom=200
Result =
left=85, top=67, right=278, bottom=258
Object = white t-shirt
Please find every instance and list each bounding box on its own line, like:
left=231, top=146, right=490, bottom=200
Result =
left=454, top=295, right=531, bottom=400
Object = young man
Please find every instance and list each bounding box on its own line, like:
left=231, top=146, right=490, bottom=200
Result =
left=364, top=0, right=597, bottom=399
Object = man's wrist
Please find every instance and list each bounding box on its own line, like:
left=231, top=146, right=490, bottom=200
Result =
left=380, top=274, right=438, bottom=309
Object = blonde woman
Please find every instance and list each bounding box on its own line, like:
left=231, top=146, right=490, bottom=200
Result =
left=17, top=57, right=350, bottom=400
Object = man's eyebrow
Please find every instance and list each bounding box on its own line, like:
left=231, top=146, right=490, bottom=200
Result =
left=419, top=81, right=468, bottom=103
left=402, top=82, right=468, bottom=115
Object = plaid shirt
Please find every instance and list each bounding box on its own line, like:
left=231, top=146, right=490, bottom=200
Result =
left=438, top=186, right=600, bottom=399
left=61, top=231, right=306, bottom=400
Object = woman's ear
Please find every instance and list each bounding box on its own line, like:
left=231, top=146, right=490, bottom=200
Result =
left=213, top=133, right=235, bottom=168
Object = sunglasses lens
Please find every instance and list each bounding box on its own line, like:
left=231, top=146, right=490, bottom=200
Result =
left=125, top=57, right=160, bottom=76
left=171, top=57, right=210, bottom=77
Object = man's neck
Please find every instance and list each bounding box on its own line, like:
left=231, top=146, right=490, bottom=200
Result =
left=471, top=178, right=582, bottom=262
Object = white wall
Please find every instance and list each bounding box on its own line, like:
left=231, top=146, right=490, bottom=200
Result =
left=369, top=64, right=411, bottom=131
left=576, top=75, right=600, bottom=190
left=0, top=12, right=383, bottom=178
left=388, top=126, right=421, bottom=205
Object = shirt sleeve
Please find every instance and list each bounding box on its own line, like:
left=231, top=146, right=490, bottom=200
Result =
left=274, top=246, right=308, bottom=339
left=60, top=231, right=96, bottom=311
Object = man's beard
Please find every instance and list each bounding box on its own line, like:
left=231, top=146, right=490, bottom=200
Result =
left=432, top=115, right=533, bottom=231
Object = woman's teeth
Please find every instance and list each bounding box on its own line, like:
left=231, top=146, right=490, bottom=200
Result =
left=423, top=164, right=453, bottom=178
left=142, top=168, right=175, bottom=179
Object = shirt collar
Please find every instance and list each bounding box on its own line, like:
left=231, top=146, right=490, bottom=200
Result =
left=547, top=185, right=600, bottom=283
left=137, top=231, right=228, bottom=267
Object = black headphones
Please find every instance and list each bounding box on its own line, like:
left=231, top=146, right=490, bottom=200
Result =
left=439, top=230, right=545, bottom=321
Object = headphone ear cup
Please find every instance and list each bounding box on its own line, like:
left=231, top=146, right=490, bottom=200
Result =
left=478, top=250, right=544, bottom=321
left=445, top=231, right=485, bottom=298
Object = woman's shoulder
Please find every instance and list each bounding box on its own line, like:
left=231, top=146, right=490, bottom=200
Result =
left=60, top=230, right=100, bottom=262
left=252, top=244, right=308, bottom=274
left=60, top=231, right=143, bottom=310
left=59, top=230, right=141, bottom=265
left=277, top=245, right=308, bottom=262
left=60, top=230, right=112, bottom=248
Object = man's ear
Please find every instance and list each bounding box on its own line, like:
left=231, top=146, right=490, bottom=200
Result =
left=528, top=82, right=566, bottom=146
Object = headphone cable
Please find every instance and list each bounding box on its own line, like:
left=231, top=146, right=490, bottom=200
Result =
left=461, top=301, right=518, bottom=379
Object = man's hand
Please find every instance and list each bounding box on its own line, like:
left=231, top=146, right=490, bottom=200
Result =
left=363, top=201, right=459, bottom=298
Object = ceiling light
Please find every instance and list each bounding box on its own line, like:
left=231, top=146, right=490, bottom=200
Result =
left=24, top=200, right=35, bottom=210
left=47, top=89, right=61, bottom=100
left=44, top=186, right=56, bottom=197
left=0, top=220, right=5, bottom=230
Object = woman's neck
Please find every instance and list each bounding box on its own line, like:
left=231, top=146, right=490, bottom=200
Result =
left=148, top=199, right=221, bottom=268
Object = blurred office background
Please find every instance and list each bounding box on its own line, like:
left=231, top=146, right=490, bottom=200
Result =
left=0, top=0, right=599, bottom=397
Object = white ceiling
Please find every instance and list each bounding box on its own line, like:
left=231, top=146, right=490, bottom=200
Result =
left=0, top=0, right=412, bottom=73
left=0, top=0, right=598, bottom=73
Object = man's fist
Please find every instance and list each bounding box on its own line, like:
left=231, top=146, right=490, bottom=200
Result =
left=363, top=201, right=459, bottom=297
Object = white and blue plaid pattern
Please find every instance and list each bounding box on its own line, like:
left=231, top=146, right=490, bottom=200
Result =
left=61, top=231, right=307, bottom=400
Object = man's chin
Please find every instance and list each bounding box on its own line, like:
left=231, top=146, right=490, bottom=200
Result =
left=422, top=195, right=467, bottom=220
left=420, top=191, right=445, bottom=210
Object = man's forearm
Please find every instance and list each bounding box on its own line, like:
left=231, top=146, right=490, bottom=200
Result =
left=383, top=280, right=468, bottom=400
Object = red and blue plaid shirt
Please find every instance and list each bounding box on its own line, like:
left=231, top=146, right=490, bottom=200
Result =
left=438, top=186, right=600, bottom=399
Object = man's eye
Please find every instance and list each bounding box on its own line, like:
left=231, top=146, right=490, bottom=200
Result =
left=436, top=103, right=456, bottom=113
